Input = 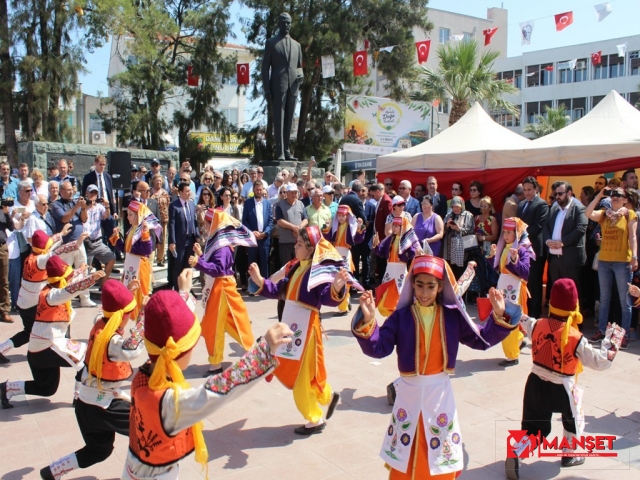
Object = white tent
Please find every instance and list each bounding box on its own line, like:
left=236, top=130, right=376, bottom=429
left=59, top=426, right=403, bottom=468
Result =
left=487, top=90, right=640, bottom=170
left=376, top=102, right=532, bottom=173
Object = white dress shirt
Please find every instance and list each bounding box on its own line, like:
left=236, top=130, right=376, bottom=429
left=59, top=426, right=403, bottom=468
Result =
left=549, top=197, right=572, bottom=255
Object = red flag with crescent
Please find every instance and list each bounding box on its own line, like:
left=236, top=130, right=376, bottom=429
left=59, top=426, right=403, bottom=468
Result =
left=591, top=51, right=602, bottom=66
left=554, top=11, right=573, bottom=31
left=353, top=50, right=367, bottom=76
left=483, top=27, right=498, bottom=46
left=187, top=66, right=199, bottom=87
left=416, top=40, right=431, bottom=64
left=236, top=63, right=250, bottom=85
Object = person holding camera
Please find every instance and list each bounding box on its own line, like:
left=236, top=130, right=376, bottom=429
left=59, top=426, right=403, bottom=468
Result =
left=83, top=185, right=115, bottom=287
left=0, top=161, right=19, bottom=200
left=50, top=181, right=95, bottom=307
left=442, top=196, right=475, bottom=279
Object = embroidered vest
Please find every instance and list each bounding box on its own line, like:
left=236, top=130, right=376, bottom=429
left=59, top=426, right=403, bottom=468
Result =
left=23, top=254, right=48, bottom=283
left=35, top=286, right=69, bottom=323
left=129, top=367, right=195, bottom=467
left=85, top=319, right=133, bottom=382
left=531, top=318, right=582, bottom=376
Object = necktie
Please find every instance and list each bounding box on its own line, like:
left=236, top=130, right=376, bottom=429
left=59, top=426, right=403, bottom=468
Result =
left=184, top=201, right=191, bottom=235
left=522, top=200, right=531, bottom=214
left=99, top=173, right=106, bottom=199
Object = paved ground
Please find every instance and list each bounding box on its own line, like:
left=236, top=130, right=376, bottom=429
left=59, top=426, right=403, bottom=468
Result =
left=1, top=290, right=639, bottom=480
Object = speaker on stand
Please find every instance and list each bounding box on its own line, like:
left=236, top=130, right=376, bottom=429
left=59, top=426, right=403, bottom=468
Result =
left=107, top=151, right=132, bottom=190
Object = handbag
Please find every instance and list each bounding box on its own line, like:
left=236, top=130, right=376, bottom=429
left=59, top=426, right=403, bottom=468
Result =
left=15, top=231, right=30, bottom=254
left=592, top=251, right=599, bottom=271
left=462, top=234, right=478, bottom=251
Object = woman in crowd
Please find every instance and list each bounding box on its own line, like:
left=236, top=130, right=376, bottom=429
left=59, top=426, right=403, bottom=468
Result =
left=249, top=226, right=348, bottom=435
left=385, top=196, right=414, bottom=237
left=150, top=173, right=170, bottom=267
left=239, top=172, right=250, bottom=193
left=222, top=170, right=233, bottom=189
left=197, top=171, right=215, bottom=198
left=586, top=185, right=637, bottom=350
left=465, top=180, right=483, bottom=217
left=196, top=186, right=215, bottom=250
left=30, top=169, right=48, bottom=201
left=475, top=196, right=498, bottom=256
left=216, top=186, right=241, bottom=219
left=412, top=195, right=444, bottom=257
left=232, top=168, right=243, bottom=192
left=189, top=208, right=257, bottom=376
left=443, top=196, right=475, bottom=279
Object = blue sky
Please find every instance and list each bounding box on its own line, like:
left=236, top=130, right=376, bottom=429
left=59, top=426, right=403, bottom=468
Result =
left=79, top=0, right=638, bottom=96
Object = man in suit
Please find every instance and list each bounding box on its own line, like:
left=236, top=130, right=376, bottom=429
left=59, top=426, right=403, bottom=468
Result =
left=369, top=183, right=392, bottom=287
left=427, top=176, right=448, bottom=219
left=543, top=181, right=587, bottom=300
left=242, top=182, right=273, bottom=286
left=398, top=180, right=420, bottom=217
left=338, top=181, right=366, bottom=222
left=261, top=12, right=304, bottom=161
left=517, top=176, right=549, bottom=318
left=168, top=183, right=198, bottom=290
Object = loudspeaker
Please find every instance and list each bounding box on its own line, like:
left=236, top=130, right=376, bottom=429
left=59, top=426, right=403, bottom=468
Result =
left=108, top=151, right=132, bottom=190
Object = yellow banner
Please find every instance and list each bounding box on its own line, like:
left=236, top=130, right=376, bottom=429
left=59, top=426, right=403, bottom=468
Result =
left=189, top=132, right=253, bottom=155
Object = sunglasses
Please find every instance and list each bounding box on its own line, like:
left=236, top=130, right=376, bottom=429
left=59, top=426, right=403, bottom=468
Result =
left=39, top=202, right=49, bottom=206
left=384, top=183, right=393, bottom=186
left=257, top=171, right=264, bottom=174
left=610, top=191, right=626, bottom=198
left=394, top=203, right=406, bottom=208
left=554, top=191, right=566, bottom=197
left=25, top=189, right=33, bottom=193
left=202, top=192, right=211, bottom=196
left=232, top=196, right=239, bottom=200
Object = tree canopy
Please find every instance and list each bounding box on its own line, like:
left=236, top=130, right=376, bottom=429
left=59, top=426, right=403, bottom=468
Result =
left=523, top=104, right=571, bottom=138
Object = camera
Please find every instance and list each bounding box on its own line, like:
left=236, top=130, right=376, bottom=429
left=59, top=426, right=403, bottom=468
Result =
left=602, top=188, right=612, bottom=197
left=0, top=198, right=14, bottom=208
left=97, top=197, right=104, bottom=204
left=84, top=197, right=94, bottom=206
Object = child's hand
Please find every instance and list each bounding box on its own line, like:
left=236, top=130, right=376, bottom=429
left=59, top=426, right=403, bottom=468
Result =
left=628, top=283, right=640, bottom=298
left=128, top=280, right=140, bottom=294
left=467, top=261, right=477, bottom=269
left=489, top=243, right=497, bottom=257
left=332, top=268, right=349, bottom=292
left=193, top=243, right=202, bottom=256
left=188, top=255, right=198, bottom=267
left=264, top=323, right=294, bottom=352
left=359, top=290, right=376, bottom=322
left=488, top=287, right=505, bottom=318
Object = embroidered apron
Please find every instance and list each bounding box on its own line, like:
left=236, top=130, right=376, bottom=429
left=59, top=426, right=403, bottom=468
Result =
left=275, top=300, right=313, bottom=362
left=51, top=338, right=88, bottom=371
left=562, top=376, right=585, bottom=436
left=382, top=374, right=463, bottom=475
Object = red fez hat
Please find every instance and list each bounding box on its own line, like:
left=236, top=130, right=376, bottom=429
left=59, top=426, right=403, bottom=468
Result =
left=128, top=200, right=141, bottom=212
left=411, top=255, right=445, bottom=280
left=143, top=291, right=197, bottom=360
left=101, top=279, right=135, bottom=316
left=46, top=256, right=70, bottom=279
left=392, top=216, right=403, bottom=226
left=503, top=218, right=517, bottom=231
left=306, top=225, right=322, bottom=247
left=32, top=230, right=51, bottom=251
left=549, top=278, right=578, bottom=313
left=337, top=205, right=350, bottom=216
left=204, top=208, right=215, bottom=223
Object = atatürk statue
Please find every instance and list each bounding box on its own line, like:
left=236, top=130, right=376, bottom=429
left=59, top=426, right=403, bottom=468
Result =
left=261, top=12, right=303, bottom=161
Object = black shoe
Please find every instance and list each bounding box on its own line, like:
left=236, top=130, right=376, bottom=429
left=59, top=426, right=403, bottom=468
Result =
left=112, top=268, right=121, bottom=274
left=561, top=456, right=585, bottom=467
left=499, top=359, right=519, bottom=367
left=386, top=382, right=396, bottom=405
left=0, top=352, right=9, bottom=364
left=334, top=310, right=349, bottom=317
left=157, top=261, right=165, bottom=267
left=519, top=340, right=526, bottom=351
left=505, top=457, right=520, bottom=480
left=326, top=392, right=340, bottom=420
left=203, top=367, right=223, bottom=378
left=348, top=303, right=352, bottom=312
left=1, top=381, right=13, bottom=409
left=294, top=422, right=326, bottom=435
left=40, top=466, right=55, bottom=480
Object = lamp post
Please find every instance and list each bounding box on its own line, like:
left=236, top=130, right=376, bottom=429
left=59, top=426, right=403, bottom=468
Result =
left=430, top=105, right=441, bottom=139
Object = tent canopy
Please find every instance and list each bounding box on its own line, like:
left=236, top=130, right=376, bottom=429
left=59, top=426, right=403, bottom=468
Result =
left=376, top=102, right=532, bottom=173
left=487, top=90, right=640, bottom=170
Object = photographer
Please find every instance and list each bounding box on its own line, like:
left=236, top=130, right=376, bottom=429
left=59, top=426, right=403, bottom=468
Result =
left=442, top=196, right=475, bottom=279
left=82, top=185, right=115, bottom=287
left=50, top=181, right=95, bottom=307
left=0, top=203, right=15, bottom=323
left=0, top=162, right=19, bottom=200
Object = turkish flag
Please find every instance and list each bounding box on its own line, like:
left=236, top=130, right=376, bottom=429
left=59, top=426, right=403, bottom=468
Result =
left=544, top=65, right=554, bottom=71
left=554, top=11, right=573, bottom=31
left=483, top=27, right=498, bottom=46
left=353, top=50, right=367, bottom=76
left=236, top=63, right=250, bottom=85
left=187, top=66, right=199, bottom=87
left=415, top=40, right=431, bottom=64
left=591, top=51, right=602, bottom=66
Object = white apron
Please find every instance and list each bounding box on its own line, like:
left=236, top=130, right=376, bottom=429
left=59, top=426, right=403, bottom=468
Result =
left=122, top=253, right=142, bottom=287
left=335, top=246, right=353, bottom=271
left=275, top=300, right=312, bottom=362
left=562, top=376, right=585, bottom=436
left=51, top=338, right=87, bottom=371
left=382, top=374, right=463, bottom=475
left=382, top=262, right=408, bottom=292
left=497, top=273, right=523, bottom=305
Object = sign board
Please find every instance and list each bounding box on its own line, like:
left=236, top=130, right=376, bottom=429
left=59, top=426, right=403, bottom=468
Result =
left=343, top=95, right=430, bottom=154
left=341, top=158, right=377, bottom=171
left=89, top=114, right=104, bottom=133
left=189, top=132, right=254, bottom=155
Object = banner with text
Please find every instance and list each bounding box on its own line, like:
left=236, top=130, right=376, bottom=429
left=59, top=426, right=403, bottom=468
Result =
left=344, top=95, right=430, bottom=154
left=189, top=132, right=253, bottom=155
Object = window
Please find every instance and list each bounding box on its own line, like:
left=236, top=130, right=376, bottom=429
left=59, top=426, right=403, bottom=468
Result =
left=437, top=99, right=449, bottom=114
left=439, top=28, right=450, bottom=44
left=463, top=31, right=474, bottom=41
left=609, top=55, right=624, bottom=78
left=540, top=64, right=553, bottom=85
left=630, top=51, right=640, bottom=76
left=540, top=100, right=552, bottom=117
left=591, top=95, right=605, bottom=108
left=558, top=62, right=573, bottom=84
left=219, top=108, right=238, bottom=127
left=490, top=105, right=520, bottom=127
left=574, top=59, right=588, bottom=82
left=514, top=69, right=522, bottom=89
left=572, top=97, right=586, bottom=121
left=629, top=92, right=640, bottom=109
left=499, top=70, right=522, bottom=90
left=593, top=55, right=609, bottom=80
left=526, top=102, right=539, bottom=123
left=526, top=65, right=539, bottom=87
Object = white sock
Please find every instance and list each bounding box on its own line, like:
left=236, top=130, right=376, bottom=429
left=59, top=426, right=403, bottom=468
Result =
left=6, top=381, right=25, bottom=400
left=305, top=419, right=324, bottom=428
left=209, top=364, right=221, bottom=371
left=0, top=339, right=13, bottom=355
left=73, top=381, right=81, bottom=400
left=49, top=453, right=79, bottom=479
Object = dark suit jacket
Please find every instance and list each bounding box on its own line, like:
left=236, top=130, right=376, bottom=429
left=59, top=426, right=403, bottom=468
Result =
left=517, top=195, right=549, bottom=258
left=168, top=198, right=197, bottom=246
left=339, top=191, right=366, bottom=222
left=363, top=201, right=376, bottom=245
left=82, top=170, right=115, bottom=213
left=262, top=34, right=304, bottom=95
left=431, top=192, right=448, bottom=219
left=242, top=197, right=273, bottom=246
left=543, top=199, right=587, bottom=266
left=375, top=193, right=393, bottom=240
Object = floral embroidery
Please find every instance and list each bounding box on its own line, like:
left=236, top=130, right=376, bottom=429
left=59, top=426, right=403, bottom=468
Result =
left=123, top=311, right=145, bottom=351
left=452, top=432, right=460, bottom=444
left=400, top=433, right=411, bottom=446
left=430, top=437, right=440, bottom=449
left=388, top=425, right=394, bottom=436
left=205, top=338, right=276, bottom=395
left=397, top=408, right=408, bottom=422
left=436, top=413, right=448, bottom=427
left=429, top=412, right=462, bottom=468
left=65, top=275, right=95, bottom=294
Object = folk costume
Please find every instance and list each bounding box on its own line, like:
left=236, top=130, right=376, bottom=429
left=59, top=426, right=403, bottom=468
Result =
left=353, top=255, right=518, bottom=479
left=110, top=200, right=161, bottom=320
left=0, top=256, right=97, bottom=409
left=492, top=217, right=534, bottom=365
left=255, top=226, right=350, bottom=434
left=195, top=208, right=257, bottom=373
left=40, top=280, right=142, bottom=480
left=123, top=290, right=277, bottom=480
left=506, top=278, right=623, bottom=479
left=0, top=230, right=79, bottom=363
left=326, top=205, right=365, bottom=314
left=375, top=216, right=421, bottom=316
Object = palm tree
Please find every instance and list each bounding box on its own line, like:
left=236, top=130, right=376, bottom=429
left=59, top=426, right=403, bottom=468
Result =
left=523, top=104, right=571, bottom=138
left=412, top=39, right=519, bottom=126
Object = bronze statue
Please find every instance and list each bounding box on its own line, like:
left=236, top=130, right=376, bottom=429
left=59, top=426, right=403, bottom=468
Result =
left=262, top=12, right=303, bottom=161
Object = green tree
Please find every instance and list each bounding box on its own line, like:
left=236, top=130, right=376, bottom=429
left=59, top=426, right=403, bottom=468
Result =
left=239, top=0, right=432, bottom=162
left=100, top=0, right=236, bottom=162
left=412, top=39, right=518, bottom=126
left=523, top=104, right=570, bottom=138
left=0, top=0, right=18, bottom=164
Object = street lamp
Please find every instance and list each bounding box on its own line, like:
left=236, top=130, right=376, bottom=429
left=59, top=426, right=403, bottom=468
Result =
left=430, top=104, right=441, bottom=139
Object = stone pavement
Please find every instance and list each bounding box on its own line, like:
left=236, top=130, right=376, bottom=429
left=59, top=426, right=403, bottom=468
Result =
left=1, top=292, right=639, bottom=480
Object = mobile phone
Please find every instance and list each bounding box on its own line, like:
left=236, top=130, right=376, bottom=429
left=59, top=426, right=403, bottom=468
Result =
left=602, top=188, right=612, bottom=197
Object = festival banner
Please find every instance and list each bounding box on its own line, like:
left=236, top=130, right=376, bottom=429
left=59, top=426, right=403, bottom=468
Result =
left=343, top=95, right=431, bottom=155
